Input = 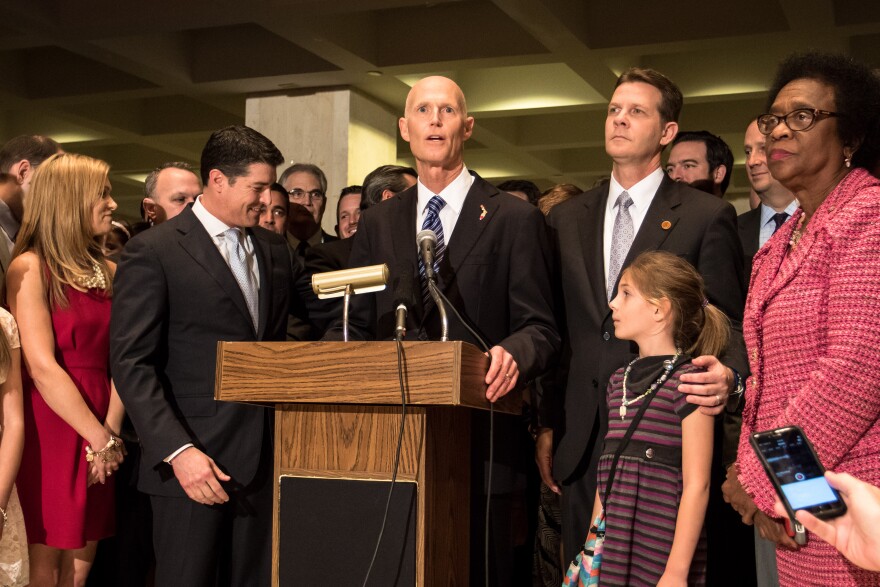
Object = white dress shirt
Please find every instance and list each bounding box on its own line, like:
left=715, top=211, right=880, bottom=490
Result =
left=415, top=165, right=475, bottom=243
left=165, top=198, right=260, bottom=463
left=602, top=167, right=665, bottom=287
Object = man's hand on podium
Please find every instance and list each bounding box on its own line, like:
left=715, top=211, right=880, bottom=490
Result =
left=485, top=345, right=519, bottom=402
left=172, top=446, right=232, bottom=505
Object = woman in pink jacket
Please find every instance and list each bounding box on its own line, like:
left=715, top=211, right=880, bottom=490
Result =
left=732, top=51, right=880, bottom=586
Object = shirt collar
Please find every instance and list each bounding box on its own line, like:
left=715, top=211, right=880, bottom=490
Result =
left=417, top=165, right=474, bottom=216
left=607, top=167, right=665, bottom=212
left=192, top=196, right=233, bottom=237
left=759, top=200, right=799, bottom=227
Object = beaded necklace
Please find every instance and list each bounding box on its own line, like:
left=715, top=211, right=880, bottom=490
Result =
left=619, top=349, right=682, bottom=420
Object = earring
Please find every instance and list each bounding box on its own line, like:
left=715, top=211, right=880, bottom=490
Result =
left=845, top=154, right=852, bottom=168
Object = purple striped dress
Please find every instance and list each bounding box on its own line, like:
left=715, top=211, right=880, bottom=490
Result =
left=598, top=356, right=707, bottom=586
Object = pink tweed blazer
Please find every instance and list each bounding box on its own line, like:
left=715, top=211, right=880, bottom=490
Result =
left=738, top=168, right=880, bottom=586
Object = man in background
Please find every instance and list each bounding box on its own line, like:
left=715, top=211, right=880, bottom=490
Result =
left=142, top=162, right=202, bottom=225
left=666, top=130, right=734, bottom=197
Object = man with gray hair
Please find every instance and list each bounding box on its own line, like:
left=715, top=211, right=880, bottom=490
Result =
left=360, top=164, right=417, bottom=208
left=142, top=162, right=202, bottom=225
left=279, top=162, right=337, bottom=257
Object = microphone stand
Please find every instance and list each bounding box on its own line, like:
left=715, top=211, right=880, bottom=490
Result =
left=427, top=279, right=449, bottom=341
left=342, top=283, right=353, bottom=342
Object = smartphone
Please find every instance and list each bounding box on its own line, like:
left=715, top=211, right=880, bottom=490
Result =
left=749, top=425, right=847, bottom=520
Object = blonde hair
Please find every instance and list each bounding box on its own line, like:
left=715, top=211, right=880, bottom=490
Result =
left=624, top=251, right=729, bottom=357
left=13, top=153, right=112, bottom=307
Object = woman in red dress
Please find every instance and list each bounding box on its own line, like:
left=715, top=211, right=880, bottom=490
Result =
left=6, top=153, right=125, bottom=586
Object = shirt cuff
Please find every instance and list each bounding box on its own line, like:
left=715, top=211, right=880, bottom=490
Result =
left=164, top=443, right=194, bottom=463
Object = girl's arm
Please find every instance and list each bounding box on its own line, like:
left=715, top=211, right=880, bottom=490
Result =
left=7, top=253, right=117, bottom=484
left=659, top=409, right=714, bottom=586
left=0, top=346, right=24, bottom=537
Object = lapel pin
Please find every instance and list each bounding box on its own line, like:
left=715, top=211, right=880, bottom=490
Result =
left=661, top=220, right=672, bottom=230
left=479, top=204, right=488, bottom=220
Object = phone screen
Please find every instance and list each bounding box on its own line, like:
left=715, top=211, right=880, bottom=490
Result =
left=752, top=427, right=840, bottom=512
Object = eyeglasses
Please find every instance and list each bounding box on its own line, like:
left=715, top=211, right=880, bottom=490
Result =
left=756, top=108, right=839, bottom=135
left=287, top=188, right=325, bottom=202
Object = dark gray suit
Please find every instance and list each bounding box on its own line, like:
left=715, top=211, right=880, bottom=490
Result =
left=333, top=172, right=559, bottom=585
left=110, top=206, right=292, bottom=587
left=541, top=174, right=748, bottom=564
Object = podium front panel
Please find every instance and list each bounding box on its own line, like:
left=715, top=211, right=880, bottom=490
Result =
left=279, top=476, right=417, bottom=585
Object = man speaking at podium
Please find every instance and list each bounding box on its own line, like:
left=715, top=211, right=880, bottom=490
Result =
left=332, top=76, right=559, bottom=585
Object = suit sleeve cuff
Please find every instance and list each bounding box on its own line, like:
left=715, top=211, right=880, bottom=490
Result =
left=164, top=443, right=194, bottom=463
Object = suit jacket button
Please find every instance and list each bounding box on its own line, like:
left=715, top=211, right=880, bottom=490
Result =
left=603, top=332, right=610, bottom=341
left=592, top=379, right=599, bottom=388
left=645, top=447, right=654, bottom=459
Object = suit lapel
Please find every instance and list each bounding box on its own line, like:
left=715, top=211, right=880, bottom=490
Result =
left=416, top=175, right=498, bottom=328
left=247, top=228, right=271, bottom=339
left=389, top=188, right=422, bottom=318
left=580, top=186, right=611, bottom=318
left=444, top=176, right=498, bottom=276
left=177, top=209, right=255, bottom=334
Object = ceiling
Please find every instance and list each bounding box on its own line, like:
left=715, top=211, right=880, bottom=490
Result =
left=1, top=0, right=879, bottom=220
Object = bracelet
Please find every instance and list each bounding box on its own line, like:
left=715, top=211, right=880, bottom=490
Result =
left=85, top=435, right=120, bottom=463
left=0, top=505, right=7, bottom=526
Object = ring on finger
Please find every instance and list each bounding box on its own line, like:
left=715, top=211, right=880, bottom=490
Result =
left=715, top=394, right=722, bottom=404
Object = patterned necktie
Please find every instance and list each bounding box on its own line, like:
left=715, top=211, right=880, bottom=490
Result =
left=607, top=191, right=634, bottom=300
left=771, top=212, right=789, bottom=233
left=224, top=228, right=259, bottom=330
left=418, top=195, right=446, bottom=306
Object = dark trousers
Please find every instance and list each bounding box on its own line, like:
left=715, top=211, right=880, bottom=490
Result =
left=559, top=416, right=603, bottom=564
left=150, top=441, right=273, bottom=587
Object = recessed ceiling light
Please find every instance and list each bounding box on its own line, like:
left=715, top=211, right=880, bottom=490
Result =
left=367, top=70, right=383, bottom=77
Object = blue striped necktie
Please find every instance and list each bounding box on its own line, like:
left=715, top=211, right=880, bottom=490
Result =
left=419, top=195, right=446, bottom=306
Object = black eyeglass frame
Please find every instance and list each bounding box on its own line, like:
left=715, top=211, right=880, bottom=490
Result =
left=756, top=108, right=839, bottom=136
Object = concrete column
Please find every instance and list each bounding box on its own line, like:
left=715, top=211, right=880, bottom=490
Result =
left=246, top=88, right=398, bottom=235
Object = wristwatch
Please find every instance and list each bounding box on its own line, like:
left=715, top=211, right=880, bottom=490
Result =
left=730, top=368, right=745, bottom=396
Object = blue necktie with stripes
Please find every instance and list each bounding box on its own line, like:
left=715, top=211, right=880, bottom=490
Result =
left=419, top=195, right=446, bottom=306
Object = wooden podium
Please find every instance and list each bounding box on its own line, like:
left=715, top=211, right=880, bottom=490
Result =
left=214, top=340, right=520, bottom=586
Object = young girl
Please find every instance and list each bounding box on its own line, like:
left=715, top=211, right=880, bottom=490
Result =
left=565, top=250, right=729, bottom=587
left=0, top=307, right=28, bottom=586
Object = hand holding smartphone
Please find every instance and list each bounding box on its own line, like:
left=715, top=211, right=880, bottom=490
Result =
left=749, top=425, right=847, bottom=521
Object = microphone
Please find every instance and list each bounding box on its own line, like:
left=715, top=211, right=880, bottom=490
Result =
left=392, top=266, right=415, bottom=341
left=417, top=229, right=438, bottom=282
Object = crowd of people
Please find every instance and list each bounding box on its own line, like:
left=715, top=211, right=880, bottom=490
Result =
left=0, top=48, right=877, bottom=587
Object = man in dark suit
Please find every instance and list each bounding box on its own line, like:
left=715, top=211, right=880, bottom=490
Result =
left=299, top=165, right=417, bottom=335
left=535, top=68, right=749, bottom=572
left=335, top=76, right=559, bottom=585
left=737, top=118, right=797, bottom=278
left=279, top=162, right=338, bottom=259
left=110, top=125, right=289, bottom=587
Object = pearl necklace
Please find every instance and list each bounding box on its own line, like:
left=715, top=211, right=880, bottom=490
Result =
left=619, top=349, right=682, bottom=420
left=74, top=261, right=107, bottom=290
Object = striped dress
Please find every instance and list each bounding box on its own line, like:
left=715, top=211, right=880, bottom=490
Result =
left=598, top=356, right=707, bottom=586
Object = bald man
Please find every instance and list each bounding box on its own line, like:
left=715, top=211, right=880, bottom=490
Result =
left=331, top=76, right=559, bottom=585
